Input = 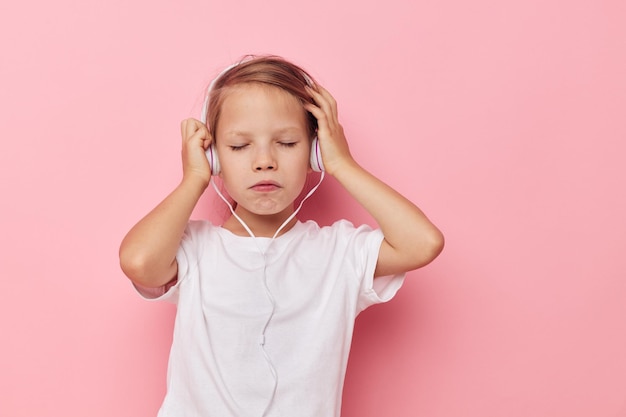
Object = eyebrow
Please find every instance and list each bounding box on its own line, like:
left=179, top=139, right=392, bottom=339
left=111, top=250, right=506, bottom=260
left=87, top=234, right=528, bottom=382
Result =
left=225, top=127, right=303, bottom=138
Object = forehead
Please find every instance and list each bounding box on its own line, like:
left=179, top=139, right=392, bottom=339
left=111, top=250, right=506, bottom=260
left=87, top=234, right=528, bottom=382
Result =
left=218, top=83, right=306, bottom=130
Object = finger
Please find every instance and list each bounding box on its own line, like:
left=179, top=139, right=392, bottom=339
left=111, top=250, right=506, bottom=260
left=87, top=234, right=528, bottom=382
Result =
left=314, top=85, right=339, bottom=126
left=303, top=102, right=329, bottom=134
left=181, top=118, right=198, bottom=142
left=307, top=86, right=338, bottom=126
left=194, top=119, right=210, bottom=142
left=185, top=119, right=202, bottom=142
left=180, top=119, right=189, bottom=141
left=201, top=131, right=213, bottom=150
left=190, top=124, right=210, bottom=147
left=306, top=85, right=326, bottom=109
left=314, top=85, right=336, bottom=109
left=182, top=119, right=207, bottom=141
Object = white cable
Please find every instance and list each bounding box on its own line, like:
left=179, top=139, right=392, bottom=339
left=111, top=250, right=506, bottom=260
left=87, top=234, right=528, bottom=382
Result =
left=210, top=171, right=324, bottom=242
left=210, top=172, right=324, bottom=416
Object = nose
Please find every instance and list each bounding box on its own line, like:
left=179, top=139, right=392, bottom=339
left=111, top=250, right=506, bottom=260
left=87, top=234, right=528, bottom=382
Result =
left=253, top=145, right=276, bottom=171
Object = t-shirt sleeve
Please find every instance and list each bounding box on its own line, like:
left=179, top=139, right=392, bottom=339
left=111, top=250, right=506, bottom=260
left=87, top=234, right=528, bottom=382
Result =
left=132, top=220, right=207, bottom=303
left=334, top=221, right=406, bottom=313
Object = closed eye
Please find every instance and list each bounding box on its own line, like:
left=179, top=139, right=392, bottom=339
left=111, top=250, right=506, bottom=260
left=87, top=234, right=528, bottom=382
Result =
left=229, top=144, right=248, bottom=151
left=279, top=142, right=298, bottom=148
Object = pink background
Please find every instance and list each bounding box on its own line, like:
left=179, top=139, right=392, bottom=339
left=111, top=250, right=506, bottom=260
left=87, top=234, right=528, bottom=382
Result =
left=1, top=0, right=625, bottom=416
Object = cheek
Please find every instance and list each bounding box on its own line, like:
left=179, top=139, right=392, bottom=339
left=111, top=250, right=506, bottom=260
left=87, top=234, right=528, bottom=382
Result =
left=217, top=151, right=246, bottom=176
left=291, top=158, right=311, bottom=182
left=217, top=165, right=242, bottom=194
left=293, top=163, right=310, bottom=190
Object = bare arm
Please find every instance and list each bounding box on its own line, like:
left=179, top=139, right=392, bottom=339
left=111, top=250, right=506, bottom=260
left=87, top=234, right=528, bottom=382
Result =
left=119, top=119, right=212, bottom=288
left=304, top=86, right=444, bottom=277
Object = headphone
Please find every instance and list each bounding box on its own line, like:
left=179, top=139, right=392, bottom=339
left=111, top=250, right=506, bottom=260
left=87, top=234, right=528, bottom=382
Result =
left=200, top=61, right=325, bottom=176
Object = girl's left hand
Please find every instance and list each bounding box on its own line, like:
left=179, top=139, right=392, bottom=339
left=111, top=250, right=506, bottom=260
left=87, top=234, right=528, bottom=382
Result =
left=304, top=85, right=355, bottom=175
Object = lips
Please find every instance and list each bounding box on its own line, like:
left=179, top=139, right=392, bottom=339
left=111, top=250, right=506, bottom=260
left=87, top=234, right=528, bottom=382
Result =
left=250, top=180, right=281, bottom=192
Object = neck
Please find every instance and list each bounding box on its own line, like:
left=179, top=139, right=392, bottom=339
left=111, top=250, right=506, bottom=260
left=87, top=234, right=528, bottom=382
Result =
left=223, top=207, right=297, bottom=238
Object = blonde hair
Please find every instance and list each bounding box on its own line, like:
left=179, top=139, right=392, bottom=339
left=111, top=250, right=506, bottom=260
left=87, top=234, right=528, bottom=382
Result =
left=204, top=55, right=318, bottom=141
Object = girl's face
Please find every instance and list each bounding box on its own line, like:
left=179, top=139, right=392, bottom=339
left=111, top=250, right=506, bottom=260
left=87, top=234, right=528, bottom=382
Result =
left=215, top=83, right=311, bottom=223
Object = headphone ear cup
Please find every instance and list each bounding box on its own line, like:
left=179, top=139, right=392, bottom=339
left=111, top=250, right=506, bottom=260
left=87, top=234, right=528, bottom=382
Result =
left=309, top=137, right=324, bottom=172
left=206, top=143, right=221, bottom=176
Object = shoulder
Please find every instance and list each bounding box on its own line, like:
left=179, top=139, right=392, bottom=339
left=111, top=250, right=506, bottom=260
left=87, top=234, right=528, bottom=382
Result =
left=295, top=219, right=380, bottom=246
left=183, top=219, right=221, bottom=239
left=299, top=219, right=371, bottom=232
left=178, top=220, right=226, bottom=254
left=186, top=219, right=216, bottom=233
left=320, top=219, right=376, bottom=236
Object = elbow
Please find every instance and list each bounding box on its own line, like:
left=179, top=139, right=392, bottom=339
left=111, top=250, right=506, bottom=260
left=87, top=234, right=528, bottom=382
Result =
left=119, top=247, right=173, bottom=289
left=429, top=228, right=445, bottom=261
left=413, top=228, right=445, bottom=270
left=119, top=250, right=150, bottom=286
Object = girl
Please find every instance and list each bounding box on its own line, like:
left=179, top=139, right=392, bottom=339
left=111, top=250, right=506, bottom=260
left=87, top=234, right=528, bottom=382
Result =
left=119, top=55, right=444, bottom=417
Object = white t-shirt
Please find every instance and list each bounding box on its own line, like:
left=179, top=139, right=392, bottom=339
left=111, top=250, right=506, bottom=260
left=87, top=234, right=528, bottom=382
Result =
left=135, top=219, right=405, bottom=417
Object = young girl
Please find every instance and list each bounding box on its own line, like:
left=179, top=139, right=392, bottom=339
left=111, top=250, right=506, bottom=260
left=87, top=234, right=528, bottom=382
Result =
left=119, top=55, right=444, bottom=417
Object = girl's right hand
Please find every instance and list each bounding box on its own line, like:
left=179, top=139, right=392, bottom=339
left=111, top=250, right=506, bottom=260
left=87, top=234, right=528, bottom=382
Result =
left=180, top=118, right=212, bottom=187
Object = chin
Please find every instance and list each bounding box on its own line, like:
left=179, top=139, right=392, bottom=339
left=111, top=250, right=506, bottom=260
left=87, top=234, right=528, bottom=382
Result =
left=247, top=202, right=294, bottom=217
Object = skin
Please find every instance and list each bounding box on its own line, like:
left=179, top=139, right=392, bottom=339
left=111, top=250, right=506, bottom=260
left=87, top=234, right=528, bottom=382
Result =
left=119, top=81, right=444, bottom=288
left=216, top=84, right=311, bottom=238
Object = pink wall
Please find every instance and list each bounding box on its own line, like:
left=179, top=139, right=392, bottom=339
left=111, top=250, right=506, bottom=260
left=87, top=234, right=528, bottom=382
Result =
left=2, top=0, right=625, bottom=415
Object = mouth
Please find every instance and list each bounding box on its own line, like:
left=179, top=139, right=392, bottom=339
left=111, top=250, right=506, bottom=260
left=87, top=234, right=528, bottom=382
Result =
left=250, top=180, right=281, bottom=192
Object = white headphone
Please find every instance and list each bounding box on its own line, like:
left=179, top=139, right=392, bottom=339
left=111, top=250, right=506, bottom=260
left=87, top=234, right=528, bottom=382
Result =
left=200, top=61, right=325, bottom=175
